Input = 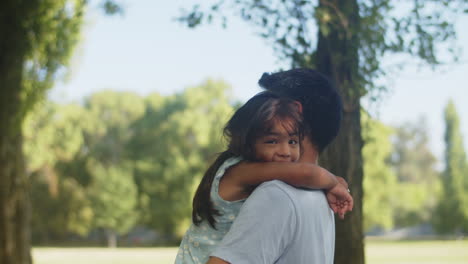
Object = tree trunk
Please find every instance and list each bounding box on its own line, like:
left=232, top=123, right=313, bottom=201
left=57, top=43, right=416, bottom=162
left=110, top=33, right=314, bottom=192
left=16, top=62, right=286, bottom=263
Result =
left=0, top=2, right=33, bottom=264
left=316, top=0, right=365, bottom=263
left=0, top=131, right=30, bottom=264
left=0, top=60, right=31, bottom=264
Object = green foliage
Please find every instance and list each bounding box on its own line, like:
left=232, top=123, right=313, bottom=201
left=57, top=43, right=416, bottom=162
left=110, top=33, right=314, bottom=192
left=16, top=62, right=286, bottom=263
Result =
left=392, top=182, right=437, bottom=227
left=13, top=0, right=121, bottom=117
left=434, top=100, right=468, bottom=234
left=24, top=91, right=146, bottom=241
left=128, top=80, right=234, bottom=236
left=363, top=115, right=442, bottom=231
left=80, top=91, right=144, bottom=238
left=87, top=162, right=138, bottom=234
left=20, top=0, right=86, bottom=118
left=83, top=91, right=145, bottom=165
left=390, top=118, right=438, bottom=183
left=30, top=175, right=93, bottom=240
left=24, top=102, right=93, bottom=241
left=23, top=102, right=85, bottom=171
left=362, top=113, right=397, bottom=232
left=25, top=80, right=236, bottom=241
left=389, top=118, right=441, bottom=227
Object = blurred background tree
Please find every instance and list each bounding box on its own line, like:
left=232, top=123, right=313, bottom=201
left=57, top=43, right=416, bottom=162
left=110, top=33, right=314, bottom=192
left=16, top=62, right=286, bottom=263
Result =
left=391, top=118, right=439, bottom=183
left=22, top=80, right=235, bottom=246
left=127, top=80, right=234, bottom=240
left=23, top=102, right=92, bottom=243
left=390, top=118, right=440, bottom=227
left=87, top=163, right=138, bottom=247
left=362, top=113, right=397, bottom=232
left=362, top=114, right=446, bottom=234
left=433, top=100, right=468, bottom=234
left=81, top=91, right=144, bottom=247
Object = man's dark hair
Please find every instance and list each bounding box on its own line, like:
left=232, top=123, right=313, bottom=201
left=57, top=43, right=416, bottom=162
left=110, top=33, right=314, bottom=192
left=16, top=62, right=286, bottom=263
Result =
left=258, top=68, right=342, bottom=153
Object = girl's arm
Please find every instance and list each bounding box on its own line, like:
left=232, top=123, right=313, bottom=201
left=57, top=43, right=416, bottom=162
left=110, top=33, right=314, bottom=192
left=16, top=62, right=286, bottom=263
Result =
left=219, top=161, right=339, bottom=201
left=220, top=161, right=354, bottom=217
left=236, top=161, right=338, bottom=188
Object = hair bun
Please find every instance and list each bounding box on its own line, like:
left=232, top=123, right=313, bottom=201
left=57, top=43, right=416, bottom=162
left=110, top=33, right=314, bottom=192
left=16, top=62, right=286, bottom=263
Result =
left=258, top=72, right=280, bottom=90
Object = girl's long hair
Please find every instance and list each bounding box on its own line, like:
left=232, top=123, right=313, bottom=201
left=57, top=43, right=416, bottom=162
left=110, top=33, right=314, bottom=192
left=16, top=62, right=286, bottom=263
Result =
left=192, top=91, right=304, bottom=228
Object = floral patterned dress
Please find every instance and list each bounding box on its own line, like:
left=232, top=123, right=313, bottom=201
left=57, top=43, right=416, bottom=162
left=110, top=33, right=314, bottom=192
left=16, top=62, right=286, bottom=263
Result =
left=175, top=156, right=244, bottom=264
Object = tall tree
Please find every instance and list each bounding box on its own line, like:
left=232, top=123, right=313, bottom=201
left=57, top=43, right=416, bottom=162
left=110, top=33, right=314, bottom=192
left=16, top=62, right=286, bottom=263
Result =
left=0, top=1, right=85, bottom=262
left=0, top=1, right=119, bottom=262
left=434, top=100, right=468, bottom=234
left=178, top=1, right=467, bottom=263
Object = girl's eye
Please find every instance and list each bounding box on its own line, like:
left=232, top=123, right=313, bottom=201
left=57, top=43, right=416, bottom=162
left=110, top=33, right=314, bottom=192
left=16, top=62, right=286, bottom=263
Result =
left=265, top=139, right=278, bottom=144
left=289, top=139, right=298, bottom=145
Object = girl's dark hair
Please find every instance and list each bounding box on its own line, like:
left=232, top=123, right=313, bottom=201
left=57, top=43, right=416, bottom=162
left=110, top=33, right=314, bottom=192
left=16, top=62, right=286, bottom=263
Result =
left=192, top=91, right=303, bottom=228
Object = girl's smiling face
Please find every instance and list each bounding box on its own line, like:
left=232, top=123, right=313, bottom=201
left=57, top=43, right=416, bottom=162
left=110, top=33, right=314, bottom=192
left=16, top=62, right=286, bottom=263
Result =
left=254, top=118, right=300, bottom=163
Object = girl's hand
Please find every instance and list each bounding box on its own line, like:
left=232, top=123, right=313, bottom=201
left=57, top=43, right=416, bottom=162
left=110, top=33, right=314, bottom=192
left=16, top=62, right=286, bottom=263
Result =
left=326, top=179, right=353, bottom=219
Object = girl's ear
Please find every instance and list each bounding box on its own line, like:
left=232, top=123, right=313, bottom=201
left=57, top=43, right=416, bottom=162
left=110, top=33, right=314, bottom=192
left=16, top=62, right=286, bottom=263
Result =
left=293, top=101, right=303, bottom=114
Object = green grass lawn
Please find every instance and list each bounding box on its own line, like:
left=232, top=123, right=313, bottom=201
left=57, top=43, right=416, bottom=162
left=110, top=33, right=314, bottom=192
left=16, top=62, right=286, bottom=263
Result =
left=33, top=240, right=468, bottom=264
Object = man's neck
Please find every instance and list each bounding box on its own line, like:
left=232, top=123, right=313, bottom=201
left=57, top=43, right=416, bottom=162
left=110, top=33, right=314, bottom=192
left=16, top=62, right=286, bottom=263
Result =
left=300, top=137, right=319, bottom=164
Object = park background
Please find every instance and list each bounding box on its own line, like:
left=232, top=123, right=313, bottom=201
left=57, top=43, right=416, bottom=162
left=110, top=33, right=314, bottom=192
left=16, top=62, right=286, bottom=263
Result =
left=2, top=0, right=468, bottom=264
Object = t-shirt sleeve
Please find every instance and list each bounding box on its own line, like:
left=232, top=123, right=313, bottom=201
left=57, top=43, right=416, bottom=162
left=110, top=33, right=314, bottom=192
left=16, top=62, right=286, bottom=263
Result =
left=210, top=181, right=296, bottom=264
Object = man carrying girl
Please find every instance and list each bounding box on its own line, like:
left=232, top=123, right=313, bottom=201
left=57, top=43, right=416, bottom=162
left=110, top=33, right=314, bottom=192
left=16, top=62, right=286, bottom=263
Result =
left=176, top=68, right=351, bottom=264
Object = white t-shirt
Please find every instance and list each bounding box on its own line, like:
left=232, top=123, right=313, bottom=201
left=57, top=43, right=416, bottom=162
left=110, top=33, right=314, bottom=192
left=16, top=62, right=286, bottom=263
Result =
left=211, top=180, right=335, bottom=264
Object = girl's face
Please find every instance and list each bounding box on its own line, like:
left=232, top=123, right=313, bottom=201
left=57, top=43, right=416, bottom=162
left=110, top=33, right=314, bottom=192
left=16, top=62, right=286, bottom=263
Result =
left=254, top=118, right=300, bottom=162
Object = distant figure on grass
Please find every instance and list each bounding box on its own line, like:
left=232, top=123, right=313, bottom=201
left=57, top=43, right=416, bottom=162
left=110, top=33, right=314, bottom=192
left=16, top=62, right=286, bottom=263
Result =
left=175, top=86, right=352, bottom=263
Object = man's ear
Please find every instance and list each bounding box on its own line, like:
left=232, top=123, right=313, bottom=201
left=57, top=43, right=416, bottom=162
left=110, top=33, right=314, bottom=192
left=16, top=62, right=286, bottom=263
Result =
left=299, top=136, right=319, bottom=164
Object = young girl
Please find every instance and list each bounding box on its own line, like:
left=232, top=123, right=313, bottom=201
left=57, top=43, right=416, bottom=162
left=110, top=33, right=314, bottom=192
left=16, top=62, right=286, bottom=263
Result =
left=175, top=92, right=351, bottom=264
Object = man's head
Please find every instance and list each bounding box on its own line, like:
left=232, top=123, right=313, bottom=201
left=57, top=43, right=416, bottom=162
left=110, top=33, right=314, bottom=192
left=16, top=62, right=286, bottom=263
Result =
left=258, top=68, right=342, bottom=153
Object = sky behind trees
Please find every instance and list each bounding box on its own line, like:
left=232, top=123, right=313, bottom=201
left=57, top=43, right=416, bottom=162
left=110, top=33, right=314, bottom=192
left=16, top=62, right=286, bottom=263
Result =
left=49, top=0, right=468, bottom=167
